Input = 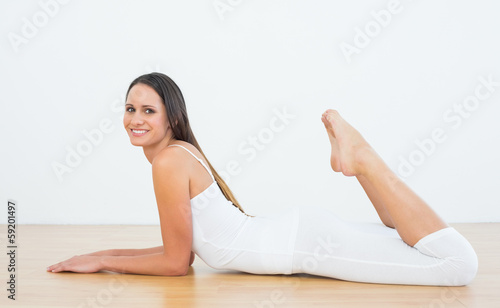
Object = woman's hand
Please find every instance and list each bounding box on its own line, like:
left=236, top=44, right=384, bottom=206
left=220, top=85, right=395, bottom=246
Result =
left=47, top=255, right=103, bottom=273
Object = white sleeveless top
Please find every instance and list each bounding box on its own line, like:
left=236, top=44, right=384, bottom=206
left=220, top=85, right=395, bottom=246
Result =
left=168, top=144, right=299, bottom=274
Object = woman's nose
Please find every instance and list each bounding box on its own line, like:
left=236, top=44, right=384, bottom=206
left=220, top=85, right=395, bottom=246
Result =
left=131, top=113, right=145, bottom=126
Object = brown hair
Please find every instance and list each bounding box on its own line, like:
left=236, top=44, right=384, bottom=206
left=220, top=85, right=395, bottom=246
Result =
left=126, top=72, right=247, bottom=214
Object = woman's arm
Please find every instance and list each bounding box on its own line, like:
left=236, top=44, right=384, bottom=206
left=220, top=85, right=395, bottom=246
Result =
left=48, top=148, right=195, bottom=275
left=189, top=251, right=195, bottom=266
left=102, top=149, right=196, bottom=274
left=100, top=253, right=188, bottom=276
left=82, top=246, right=164, bottom=257
left=150, top=148, right=195, bottom=272
left=47, top=252, right=189, bottom=276
left=83, top=248, right=195, bottom=265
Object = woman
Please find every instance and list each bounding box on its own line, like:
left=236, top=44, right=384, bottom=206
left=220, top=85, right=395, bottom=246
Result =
left=47, top=72, right=478, bottom=286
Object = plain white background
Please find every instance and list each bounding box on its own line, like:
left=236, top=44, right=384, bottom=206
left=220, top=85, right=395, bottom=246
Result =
left=1, top=0, right=499, bottom=224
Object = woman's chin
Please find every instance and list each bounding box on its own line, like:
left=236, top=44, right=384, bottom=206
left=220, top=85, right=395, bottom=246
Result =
left=129, top=139, right=147, bottom=147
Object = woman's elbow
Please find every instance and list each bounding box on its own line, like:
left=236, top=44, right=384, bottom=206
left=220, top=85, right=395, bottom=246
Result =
left=170, top=267, right=189, bottom=276
left=189, top=252, right=195, bottom=266
left=158, top=253, right=193, bottom=276
left=161, top=262, right=190, bottom=276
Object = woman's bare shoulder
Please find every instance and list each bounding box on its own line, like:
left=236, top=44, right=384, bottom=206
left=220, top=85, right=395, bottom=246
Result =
left=166, top=141, right=207, bottom=162
left=152, top=144, right=190, bottom=170
left=169, top=140, right=201, bottom=154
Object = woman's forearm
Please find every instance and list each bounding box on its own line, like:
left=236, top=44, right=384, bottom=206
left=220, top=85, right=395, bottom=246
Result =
left=113, top=246, right=164, bottom=256
left=100, top=253, right=188, bottom=276
left=84, top=246, right=164, bottom=257
left=86, top=247, right=196, bottom=267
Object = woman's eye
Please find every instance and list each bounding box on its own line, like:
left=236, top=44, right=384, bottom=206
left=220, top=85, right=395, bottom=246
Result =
left=125, top=107, right=134, bottom=112
left=145, top=109, right=155, bottom=114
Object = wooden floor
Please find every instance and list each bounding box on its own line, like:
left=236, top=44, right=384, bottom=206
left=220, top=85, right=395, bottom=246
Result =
left=0, top=223, right=499, bottom=308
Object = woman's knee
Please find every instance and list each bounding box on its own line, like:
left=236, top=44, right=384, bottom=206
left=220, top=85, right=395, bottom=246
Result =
left=450, top=245, right=478, bottom=286
left=415, top=227, right=478, bottom=286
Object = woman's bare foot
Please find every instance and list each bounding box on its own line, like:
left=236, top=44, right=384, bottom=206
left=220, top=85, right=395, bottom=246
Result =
left=321, top=112, right=342, bottom=173
left=321, top=109, right=375, bottom=176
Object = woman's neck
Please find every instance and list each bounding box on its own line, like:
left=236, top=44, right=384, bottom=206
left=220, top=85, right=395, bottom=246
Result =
left=143, top=136, right=176, bottom=164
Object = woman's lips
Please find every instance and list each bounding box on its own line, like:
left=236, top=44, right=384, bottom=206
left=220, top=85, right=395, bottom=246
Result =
left=130, top=129, right=149, bottom=136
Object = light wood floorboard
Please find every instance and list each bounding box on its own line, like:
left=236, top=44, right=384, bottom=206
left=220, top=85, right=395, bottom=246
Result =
left=0, top=223, right=498, bottom=307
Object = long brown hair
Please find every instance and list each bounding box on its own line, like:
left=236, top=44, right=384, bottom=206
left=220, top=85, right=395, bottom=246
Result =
left=126, top=72, right=247, bottom=214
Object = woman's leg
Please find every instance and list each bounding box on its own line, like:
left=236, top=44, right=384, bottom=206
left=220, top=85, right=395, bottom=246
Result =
left=322, top=114, right=396, bottom=228
left=291, top=204, right=477, bottom=286
left=321, top=109, right=447, bottom=246
left=355, top=175, right=395, bottom=228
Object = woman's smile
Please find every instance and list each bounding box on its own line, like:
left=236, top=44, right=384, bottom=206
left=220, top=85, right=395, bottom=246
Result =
left=130, top=128, right=150, bottom=136
left=123, top=83, right=171, bottom=153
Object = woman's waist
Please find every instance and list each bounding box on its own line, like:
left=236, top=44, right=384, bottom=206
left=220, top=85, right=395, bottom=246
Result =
left=193, top=205, right=300, bottom=254
left=191, top=206, right=300, bottom=274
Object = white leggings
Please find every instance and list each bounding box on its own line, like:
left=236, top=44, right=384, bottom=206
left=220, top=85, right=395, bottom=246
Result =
left=290, top=206, right=478, bottom=286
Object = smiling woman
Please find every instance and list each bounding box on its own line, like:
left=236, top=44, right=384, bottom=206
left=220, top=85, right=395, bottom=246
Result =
left=124, top=83, right=169, bottom=151
left=47, top=72, right=477, bottom=286
left=47, top=72, right=245, bottom=276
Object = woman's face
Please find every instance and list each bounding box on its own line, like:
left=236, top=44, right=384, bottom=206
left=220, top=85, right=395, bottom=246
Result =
left=123, top=83, right=170, bottom=147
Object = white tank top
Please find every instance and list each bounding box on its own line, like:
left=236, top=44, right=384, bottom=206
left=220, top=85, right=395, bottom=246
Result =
left=167, top=144, right=299, bottom=274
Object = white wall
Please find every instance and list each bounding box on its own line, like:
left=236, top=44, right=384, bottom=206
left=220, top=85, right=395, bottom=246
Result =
left=1, top=0, right=499, bottom=224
